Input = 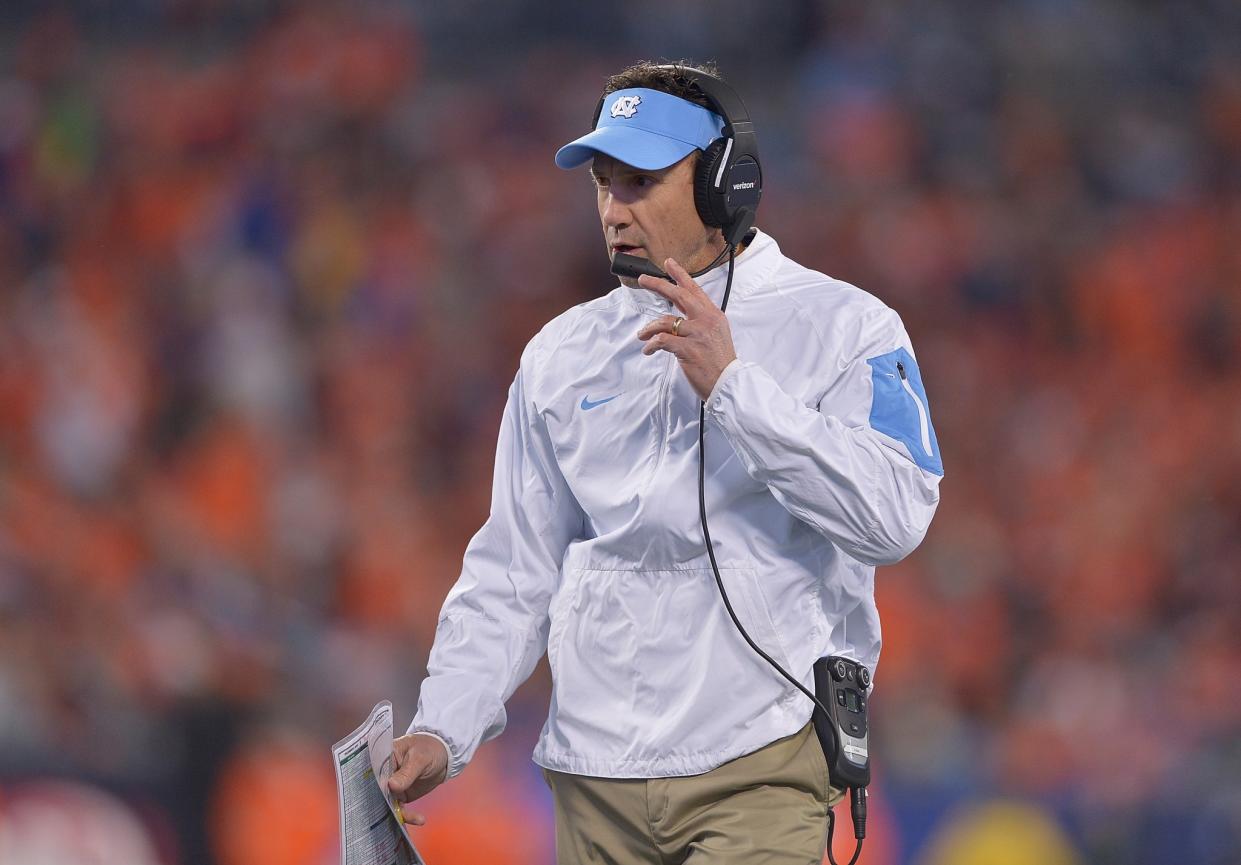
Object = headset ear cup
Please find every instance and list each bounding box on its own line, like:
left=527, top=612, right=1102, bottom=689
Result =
left=694, top=139, right=730, bottom=228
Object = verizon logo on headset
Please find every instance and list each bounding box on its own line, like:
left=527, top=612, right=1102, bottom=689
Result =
left=732, top=181, right=756, bottom=190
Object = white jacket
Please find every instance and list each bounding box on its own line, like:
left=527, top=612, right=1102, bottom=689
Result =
left=411, top=229, right=942, bottom=779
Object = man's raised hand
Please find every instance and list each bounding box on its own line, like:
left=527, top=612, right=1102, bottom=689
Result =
left=636, top=257, right=738, bottom=401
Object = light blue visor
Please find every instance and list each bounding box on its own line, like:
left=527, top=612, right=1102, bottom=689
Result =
left=555, top=88, right=724, bottom=170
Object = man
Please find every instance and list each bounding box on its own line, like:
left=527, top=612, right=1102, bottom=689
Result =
left=388, top=61, right=943, bottom=863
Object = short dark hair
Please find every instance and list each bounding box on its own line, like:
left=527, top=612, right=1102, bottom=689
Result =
left=601, top=60, right=723, bottom=110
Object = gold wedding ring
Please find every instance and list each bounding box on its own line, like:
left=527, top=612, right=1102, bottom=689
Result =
left=672, top=316, right=685, bottom=336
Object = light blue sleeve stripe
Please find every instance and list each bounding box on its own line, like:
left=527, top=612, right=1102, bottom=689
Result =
left=866, top=348, right=944, bottom=476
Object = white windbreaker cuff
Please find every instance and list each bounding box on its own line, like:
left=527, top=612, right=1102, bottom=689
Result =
left=707, top=357, right=744, bottom=406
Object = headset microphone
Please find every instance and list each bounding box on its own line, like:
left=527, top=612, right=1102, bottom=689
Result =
left=610, top=240, right=739, bottom=283
left=610, top=253, right=671, bottom=282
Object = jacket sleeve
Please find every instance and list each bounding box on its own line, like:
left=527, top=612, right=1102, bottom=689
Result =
left=410, top=341, right=584, bottom=778
left=705, top=305, right=942, bottom=566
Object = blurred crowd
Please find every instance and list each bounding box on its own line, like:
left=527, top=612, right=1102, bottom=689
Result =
left=1, top=1, right=1239, bottom=863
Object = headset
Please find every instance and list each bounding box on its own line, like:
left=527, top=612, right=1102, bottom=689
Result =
left=605, top=66, right=869, bottom=865
left=592, top=64, right=762, bottom=250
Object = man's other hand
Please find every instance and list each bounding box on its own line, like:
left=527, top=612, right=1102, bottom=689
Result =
left=388, top=733, right=450, bottom=825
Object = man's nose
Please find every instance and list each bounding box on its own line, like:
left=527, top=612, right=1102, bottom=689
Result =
left=601, top=192, right=630, bottom=229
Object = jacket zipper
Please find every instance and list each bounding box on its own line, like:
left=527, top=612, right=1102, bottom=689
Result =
left=646, top=351, right=676, bottom=484
left=897, top=361, right=933, bottom=457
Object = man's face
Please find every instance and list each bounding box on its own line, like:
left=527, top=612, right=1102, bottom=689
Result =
left=591, top=153, right=723, bottom=285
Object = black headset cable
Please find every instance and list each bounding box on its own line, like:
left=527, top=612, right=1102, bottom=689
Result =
left=698, top=240, right=866, bottom=865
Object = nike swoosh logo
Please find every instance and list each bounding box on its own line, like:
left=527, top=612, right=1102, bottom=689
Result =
left=580, top=394, right=620, bottom=410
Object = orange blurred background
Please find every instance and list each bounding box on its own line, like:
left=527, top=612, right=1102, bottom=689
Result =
left=0, top=2, right=1238, bottom=863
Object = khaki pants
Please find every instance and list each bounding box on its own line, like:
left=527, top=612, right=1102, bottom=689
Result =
left=541, top=722, right=844, bottom=864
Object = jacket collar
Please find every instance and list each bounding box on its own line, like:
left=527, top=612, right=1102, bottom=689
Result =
left=621, top=228, right=781, bottom=315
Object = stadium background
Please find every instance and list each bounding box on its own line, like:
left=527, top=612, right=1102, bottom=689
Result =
left=1, top=1, right=1239, bottom=863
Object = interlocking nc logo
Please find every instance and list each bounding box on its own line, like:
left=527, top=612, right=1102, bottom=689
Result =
left=610, top=95, right=642, bottom=119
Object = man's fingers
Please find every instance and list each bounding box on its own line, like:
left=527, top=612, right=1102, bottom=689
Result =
left=635, top=257, right=717, bottom=316
left=637, top=315, right=683, bottom=340
left=664, top=258, right=712, bottom=310
left=636, top=273, right=690, bottom=314
left=388, top=762, right=419, bottom=791
left=399, top=802, right=427, bottom=826
left=388, top=753, right=433, bottom=794
left=663, top=257, right=694, bottom=288
left=642, top=333, right=686, bottom=358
